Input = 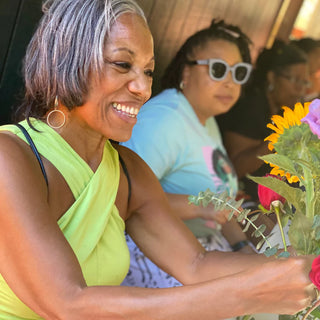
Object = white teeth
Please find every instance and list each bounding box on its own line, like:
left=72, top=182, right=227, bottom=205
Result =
left=112, top=103, right=139, bottom=117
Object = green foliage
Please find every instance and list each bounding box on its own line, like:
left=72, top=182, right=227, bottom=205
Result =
left=248, top=120, right=320, bottom=257
left=289, top=212, right=320, bottom=255
left=248, top=174, right=305, bottom=214
left=188, top=189, right=277, bottom=256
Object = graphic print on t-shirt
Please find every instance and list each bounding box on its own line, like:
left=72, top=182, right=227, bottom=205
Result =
left=202, top=146, right=237, bottom=196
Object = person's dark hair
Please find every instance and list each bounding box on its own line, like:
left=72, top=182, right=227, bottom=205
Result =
left=250, top=39, right=308, bottom=89
left=14, top=0, right=146, bottom=123
left=290, top=37, right=320, bottom=54
left=161, top=19, right=252, bottom=91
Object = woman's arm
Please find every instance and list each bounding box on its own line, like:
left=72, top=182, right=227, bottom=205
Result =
left=0, top=136, right=313, bottom=320
left=120, top=146, right=314, bottom=316
left=165, top=193, right=255, bottom=253
left=165, top=193, right=229, bottom=224
left=223, top=131, right=270, bottom=178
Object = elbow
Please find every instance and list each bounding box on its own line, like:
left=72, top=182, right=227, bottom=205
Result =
left=179, top=250, right=209, bottom=285
left=32, top=286, right=86, bottom=320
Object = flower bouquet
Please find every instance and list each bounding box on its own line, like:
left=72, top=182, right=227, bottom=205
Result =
left=189, top=99, right=320, bottom=319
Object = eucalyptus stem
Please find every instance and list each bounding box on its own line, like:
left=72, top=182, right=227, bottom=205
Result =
left=243, top=216, right=273, bottom=249
left=274, top=204, right=287, bottom=252
left=209, top=195, right=273, bottom=249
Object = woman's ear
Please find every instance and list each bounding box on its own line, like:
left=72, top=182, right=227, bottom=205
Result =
left=181, top=65, right=191, bottom=88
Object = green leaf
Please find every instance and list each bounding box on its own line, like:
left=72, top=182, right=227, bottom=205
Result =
left=237, top=209, right=250, bottom=222
left=252, top=224, right=266, bottom=237
left=248, top=175, right=305, bottom=213
left=228, top=211, right=235, bottom=221
left=242, top=221, right=251, bottom=233
left=278, top=251, right=290, bottom=258
left=259, top=153, right=298, bottom=176
left=249, top=214, right=260, bottom=222
left=264, top=247, right=278, bottom=257
left=310, top=307, right=320, bottom=319
left=256, top=238, right=266, bottom=251
left=288, top=211, right=316, bottom=255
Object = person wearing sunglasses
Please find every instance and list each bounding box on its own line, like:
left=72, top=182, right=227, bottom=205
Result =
left=120, top=19, right=256, bottom=289
left=217, top=39, right=309, bottom=206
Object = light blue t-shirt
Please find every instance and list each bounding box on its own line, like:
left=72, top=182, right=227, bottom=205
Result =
left=122, top=89, right=238, bottom=237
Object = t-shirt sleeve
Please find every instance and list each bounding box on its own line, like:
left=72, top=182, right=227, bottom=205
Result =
left=121, top=104, right=183, bottom=180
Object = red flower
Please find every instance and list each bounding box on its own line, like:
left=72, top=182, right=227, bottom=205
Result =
left=258, top=174, right=286, bottom=210
left=310, top=256, right=320, bottom=290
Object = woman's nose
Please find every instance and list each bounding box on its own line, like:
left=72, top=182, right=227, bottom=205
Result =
left=128, top=71, right=152, bottom=99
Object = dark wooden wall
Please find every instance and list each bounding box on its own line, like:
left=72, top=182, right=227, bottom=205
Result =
left=0, top=0, right=303, bottom=125
left=0, top=0, right=43, bottom=125
left=136, top=0, right=303, bottom=95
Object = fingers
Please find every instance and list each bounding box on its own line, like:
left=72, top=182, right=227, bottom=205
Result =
left=307, top=284, right=320, bottom=306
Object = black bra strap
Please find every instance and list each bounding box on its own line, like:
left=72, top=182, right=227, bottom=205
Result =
left=119, top=154, right=131, bottom=203
left=15, top=123, right=49, bottom=186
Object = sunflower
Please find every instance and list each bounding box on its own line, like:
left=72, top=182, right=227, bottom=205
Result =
left=265, top=102, right=310, bottom=151
left=264, top=102, right=310, bottom=183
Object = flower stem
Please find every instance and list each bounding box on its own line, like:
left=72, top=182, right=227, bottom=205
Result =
left=274, top=205, right=287, bottom=252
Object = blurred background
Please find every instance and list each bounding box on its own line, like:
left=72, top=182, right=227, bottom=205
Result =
left=1, top=0, right=319, bottom=125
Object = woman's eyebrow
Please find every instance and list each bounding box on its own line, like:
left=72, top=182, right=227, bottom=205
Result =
left=112, top=47, right=155, bottom=63
left=112, top=47, right=135, bottom=55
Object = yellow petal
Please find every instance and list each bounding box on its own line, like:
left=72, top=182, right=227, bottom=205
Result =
left=282, top=107, right=296, bottom=126
left=293, top=102, right=305, bottom=124
left=272, top=115, right=288, bottom=130
left=267, top=123, right=283, bottom=134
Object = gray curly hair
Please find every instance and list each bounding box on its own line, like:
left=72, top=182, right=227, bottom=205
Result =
left=15, top=0, right=146, bottom=121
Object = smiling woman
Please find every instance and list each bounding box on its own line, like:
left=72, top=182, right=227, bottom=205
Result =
left=0, top=1, right=316, bottom=319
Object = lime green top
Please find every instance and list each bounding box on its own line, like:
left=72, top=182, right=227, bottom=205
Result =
left=0, top=119, right=130, bottom=319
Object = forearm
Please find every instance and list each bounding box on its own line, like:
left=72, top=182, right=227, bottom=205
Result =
left=221, top=218, right=255, bottom=253
left=166, top=193, right=227, bottom=224
left=56, top=257, right=312, bottom=319
left=232, top=142, right=270, bottom=178
left=189, top=248, right=268, bottom=283
left=166, top=193, right=202, bottom=220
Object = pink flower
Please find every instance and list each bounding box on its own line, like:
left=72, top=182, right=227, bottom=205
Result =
left=310, top=256, right=320, bottom=290
left=258, top=174, right=286, bottom=210
left=301, top=99, right=320, bottom=139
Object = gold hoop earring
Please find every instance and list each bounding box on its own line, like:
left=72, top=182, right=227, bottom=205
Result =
left=46, top=96, right=66, bottom=129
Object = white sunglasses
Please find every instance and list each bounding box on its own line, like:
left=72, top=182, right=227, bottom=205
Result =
left=187, top=58, right=252, bottom=85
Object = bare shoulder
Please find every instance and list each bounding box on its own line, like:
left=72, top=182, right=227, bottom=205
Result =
left=0, top=131, right=48, bottom=217
left=0, top=130, right=47, bottom=184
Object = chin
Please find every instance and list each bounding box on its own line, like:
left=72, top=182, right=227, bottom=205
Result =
left=110, top=130, right=133, bottom=143
left=216, top=104, right=234, bottom=116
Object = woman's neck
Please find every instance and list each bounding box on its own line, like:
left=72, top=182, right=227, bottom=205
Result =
left=56, top=118, right=106, bottom=172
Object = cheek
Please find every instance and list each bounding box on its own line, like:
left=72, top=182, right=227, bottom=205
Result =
left=233, top=86, right=241, bottom=102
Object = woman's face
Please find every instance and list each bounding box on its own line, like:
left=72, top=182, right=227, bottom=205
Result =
left=270, top=63, right=309, bottom=109
left=182, top=39, right=243, bottom=124
left=73, top=13, right=154, bottom=142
